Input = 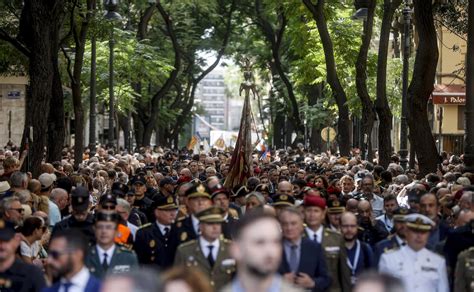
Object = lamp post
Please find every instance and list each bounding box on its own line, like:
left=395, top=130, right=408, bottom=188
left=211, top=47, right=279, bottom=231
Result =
left=104, top=0, right=122, bottom=150
left=465, top=0, right=474, bottom=172
left=399, top=0, right=412, bottom=171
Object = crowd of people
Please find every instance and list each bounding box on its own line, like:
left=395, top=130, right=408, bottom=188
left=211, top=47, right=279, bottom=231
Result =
left=0, top=145, right=472, bottom=292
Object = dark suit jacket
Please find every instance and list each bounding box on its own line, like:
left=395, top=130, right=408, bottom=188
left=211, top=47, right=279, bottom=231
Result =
left=374, top=235, right=401, bottom=264
left=278, top=237, right=331, bottom=292
left=42, top=274, right=100, bottom=292
left=134, top=222, right=179, bottom=269
left=222, top=215, right=238, bottom=239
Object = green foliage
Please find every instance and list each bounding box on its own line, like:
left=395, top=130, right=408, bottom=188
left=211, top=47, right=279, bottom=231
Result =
left=81, top=28, right=173, bottom=114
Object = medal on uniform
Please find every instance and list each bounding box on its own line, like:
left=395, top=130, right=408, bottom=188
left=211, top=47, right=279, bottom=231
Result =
left=149, top=240, right=156, bottom=248
left=181, top=232, right=187, bottom=241
left=346, top=240, right=361, bottom=285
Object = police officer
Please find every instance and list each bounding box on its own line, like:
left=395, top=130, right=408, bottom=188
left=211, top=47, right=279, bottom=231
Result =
left=210, top=184, right=238, bottom=239
left=303, top=195, right=351, bottom=292
left=379, top=213, right=449, bottom=292
left=175, top=181, right=212, bottom=243
left=174, top=206, right=235, bottom=290
left=52, top=186, right=95, bottom=245
left=454, top=247, right=474, bottom=292
left=0, top=219, right=45, bottom=292
left=131, top=175, right=154, bottom=222
left=133, top=195, right=180, bottom=269
left=86, top=212, right=138, bottom=279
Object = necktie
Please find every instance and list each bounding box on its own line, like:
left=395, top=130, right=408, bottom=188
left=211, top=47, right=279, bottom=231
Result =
left=164, top=227, right=170, bottom=236
left=289, top=245, right=298, bottom=272
left=313, top=233, right=318, bottom=243
left=207, top=245, right=215, bottom=267
left=102, top=253, right=109, bottom=271
left=62, top=282, right=72, bottom=292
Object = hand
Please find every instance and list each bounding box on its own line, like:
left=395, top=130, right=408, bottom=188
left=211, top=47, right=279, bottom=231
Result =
left=283, top=272, right=295, bottom=283
left=295, top=272, right=315, bottom=289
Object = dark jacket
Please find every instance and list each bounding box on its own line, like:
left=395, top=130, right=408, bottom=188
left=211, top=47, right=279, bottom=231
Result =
left=42, top=273, right=100, bottom=292
left=51, top=214, right=96, bottom=245
left=278, top=237, right=331, bottom=292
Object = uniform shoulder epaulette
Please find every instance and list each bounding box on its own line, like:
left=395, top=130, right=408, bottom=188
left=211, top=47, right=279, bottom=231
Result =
left=383, top=246, right=399, bottom=253
left=117, top=244, right=133, bottom=252
left=179, top=239, right=197, bottom=248
left=138, top=223, right=152, bottom=230
left=222, top=238, right=232, bottom=244
left=324, top=228, right=339, bottom=235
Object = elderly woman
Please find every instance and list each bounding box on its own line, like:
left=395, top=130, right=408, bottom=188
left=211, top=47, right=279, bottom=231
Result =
left=244, top=191, right=265, bottom=211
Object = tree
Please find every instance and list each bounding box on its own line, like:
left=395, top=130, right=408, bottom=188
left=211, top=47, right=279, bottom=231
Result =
left=375, top=0, right=402, bottom=168
left=302, top=0, right=351, bottom=156
left=355, top=0, right=377, bottom=161
left=0, top=0, right=67, bottom=176
left=407, top=0, right=439, bottom=176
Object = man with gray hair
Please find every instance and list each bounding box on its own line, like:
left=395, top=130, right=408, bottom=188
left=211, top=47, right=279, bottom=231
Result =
left=9, top=171, right=28, bottom=193
left=116, top=198, right=138, bottom=239
left=49, top=188, right=67, bottom=227
left=0, top=196, right=24, bottom=228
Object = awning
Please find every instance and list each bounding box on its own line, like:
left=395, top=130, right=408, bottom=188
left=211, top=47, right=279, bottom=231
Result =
left=431, top=84, right=465, bottom=105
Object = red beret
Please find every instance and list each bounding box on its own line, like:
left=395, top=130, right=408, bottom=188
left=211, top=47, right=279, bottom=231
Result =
left=303, top=195, right=326, bottom=209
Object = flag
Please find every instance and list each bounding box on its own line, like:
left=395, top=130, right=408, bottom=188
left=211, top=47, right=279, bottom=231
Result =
left=224, top=93, right=253, bottom=188
left=214, top=136, right=225, bottom=149
left=203, top=139, right=210, bottom=154
left=187, top=135, right=198, bottom=150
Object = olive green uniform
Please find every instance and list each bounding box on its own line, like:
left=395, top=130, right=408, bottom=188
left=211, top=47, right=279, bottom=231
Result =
left=174, top=239, right=235, bottom=290
left=454, top=247, right=474, bottom=292
left=86, top=244, right=139, bottom=279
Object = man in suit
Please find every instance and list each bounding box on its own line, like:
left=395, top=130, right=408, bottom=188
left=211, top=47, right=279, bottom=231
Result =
left=174, top=206, right=235, bottom=290
left=175, top=181, right=212, bottom=243
left=303, top=195, right=351, bottom=292
left=85, top=212, right=138, bottom=279
left=278, top=206, right=331, bottom=292
left=44, top=229, right=101, bottom=292
left=133, top=195, right=180, bottom=269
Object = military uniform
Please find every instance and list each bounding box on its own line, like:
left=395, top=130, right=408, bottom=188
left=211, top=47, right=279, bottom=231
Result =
left=175, top=238, right=235, bottom=290
left=86, top=244, right=139, bottom=279
left=175, top=181, right=213, bottom=243
left=175, top=205, right=236, bottom=290
left=379, top=214, right=449, bottom=292
left=374, top=234, right=405, bottom=263
left=454, top=247, right=474, bottom=292
left=134, top=195, right=180, bottom=269
left=222, top=214, right=238, bottom=240
left=303, top=195, right=351, bottom=292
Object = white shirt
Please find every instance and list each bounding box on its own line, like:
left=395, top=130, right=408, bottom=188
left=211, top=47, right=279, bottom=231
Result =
left=191, top=215, right=200, bottom=235
left=96, top=245, right=115, bottom=265
left=305, top=225, right=323, bottom=244
left=49, top=200, right=62, bottom=227
left=379, top=245, right=449, bottom=292
left=370, top=194, right=384, bottom=217
left=156, top=222, right=171, bottom=235
left=199, top=237, right=220, bottom=260
left=59, top=267, right=90, bottom=292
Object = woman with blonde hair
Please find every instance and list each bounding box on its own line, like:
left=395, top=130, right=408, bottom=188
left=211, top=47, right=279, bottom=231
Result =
left=162, top=266, right=213, bottom=292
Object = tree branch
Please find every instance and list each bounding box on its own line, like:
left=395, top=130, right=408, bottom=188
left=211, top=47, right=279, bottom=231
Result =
left=0, top=28, right=30, bottom=57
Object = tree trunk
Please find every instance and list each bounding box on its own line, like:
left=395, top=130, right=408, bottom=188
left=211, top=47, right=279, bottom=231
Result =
left=305, top=83, right=324, bottom=152
left=89, top=34, right=97, bottom=154
left=20, top=0, right=66, bottom=177
left=273, top=110, right=285, bottom=149
left=255, top=1, right=304, bottom=140
left=356, top=0, right=376, bottom=162
left=47, top=61, right=65, bottom=163
left=375, top=0, right=401, bottom=168
left=407, top=0, right=440, bottom=176
left=464, top=0, right=474, bottom=172
left=302, top=0, right=351, bottom=156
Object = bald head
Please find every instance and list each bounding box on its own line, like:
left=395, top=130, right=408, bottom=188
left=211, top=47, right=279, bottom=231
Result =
left=346, top=199, right=359, bottom=213
left=341, top=211, right=358, bottom=225
left=277, top=181, right=293, bottom=196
